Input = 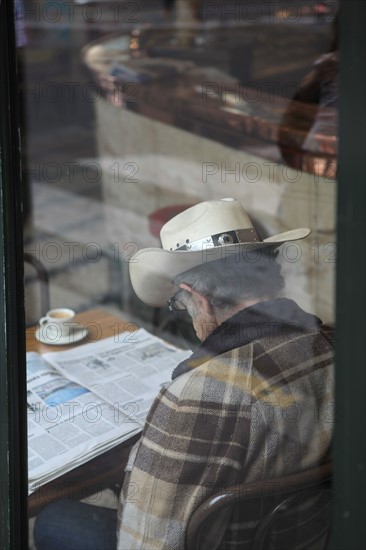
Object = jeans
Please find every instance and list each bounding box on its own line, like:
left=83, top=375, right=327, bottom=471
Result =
left=33, top=500, right=117, bottom=550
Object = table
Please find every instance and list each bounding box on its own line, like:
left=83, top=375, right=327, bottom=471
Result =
left=28, top=308, right=140, bottom=517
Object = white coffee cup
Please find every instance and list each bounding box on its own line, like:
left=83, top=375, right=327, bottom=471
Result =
left=39, top=308, right=76, bottom=340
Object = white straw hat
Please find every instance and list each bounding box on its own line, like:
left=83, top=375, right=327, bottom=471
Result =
left=129, top=198, right=310, bottom=307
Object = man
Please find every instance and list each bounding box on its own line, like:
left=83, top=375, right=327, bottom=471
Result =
left=117, top=198, right=334, bottom=549
left=35, top=198, right=334, bottom=549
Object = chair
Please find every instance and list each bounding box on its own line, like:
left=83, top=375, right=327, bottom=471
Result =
left=186, top=462, right=332, bottom=550
left=24, top=253, right=50, bottom=326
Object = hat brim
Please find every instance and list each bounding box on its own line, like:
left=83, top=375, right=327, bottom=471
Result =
left=129, top=228, right=310, bottom=307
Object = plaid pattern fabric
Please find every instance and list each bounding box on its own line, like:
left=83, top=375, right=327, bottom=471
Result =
left=117, top=301, right=334, bottom=550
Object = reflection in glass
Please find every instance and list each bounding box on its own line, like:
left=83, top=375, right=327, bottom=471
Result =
left=20, top=2, right=337, bottom=548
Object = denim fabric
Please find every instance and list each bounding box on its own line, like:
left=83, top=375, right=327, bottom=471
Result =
left=34, top=500, right=117, bottom=550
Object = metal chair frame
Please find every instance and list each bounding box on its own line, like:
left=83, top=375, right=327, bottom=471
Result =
left=186, top=462, right=332, bottom=550
left=24, top=252, right=50, bottom=318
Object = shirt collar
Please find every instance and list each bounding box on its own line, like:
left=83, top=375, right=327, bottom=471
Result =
left=172, top=298, right=322, bottom=380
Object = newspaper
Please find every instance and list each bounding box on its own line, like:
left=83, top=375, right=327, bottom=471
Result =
left=27, top=329, right=191, bottom=494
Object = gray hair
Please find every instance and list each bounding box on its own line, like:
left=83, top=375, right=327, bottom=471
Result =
left=173, top=249, right=284, bottom=316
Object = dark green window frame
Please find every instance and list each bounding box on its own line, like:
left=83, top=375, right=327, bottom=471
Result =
left=334, top=1, right=366, bottom=548
left=1, top=0, right=28, bottom=548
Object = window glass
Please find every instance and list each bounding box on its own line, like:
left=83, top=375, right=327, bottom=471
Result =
left=20, top=1, right=337, bottom=548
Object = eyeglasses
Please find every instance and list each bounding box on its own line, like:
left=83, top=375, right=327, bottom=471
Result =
left=167, top=289, right=200, bottom=350
left=167, top=290, right=192, bottom=323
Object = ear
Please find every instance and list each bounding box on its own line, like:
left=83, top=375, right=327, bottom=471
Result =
left=179, top=284, right=214, bottom=316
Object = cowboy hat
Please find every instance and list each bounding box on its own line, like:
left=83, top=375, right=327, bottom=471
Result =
left=129, top=198, right=310, bottom=307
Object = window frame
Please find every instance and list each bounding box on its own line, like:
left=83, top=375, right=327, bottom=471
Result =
left=0, top=1, right=365, bottom=548
left=0, top=0, right=28, bottom=548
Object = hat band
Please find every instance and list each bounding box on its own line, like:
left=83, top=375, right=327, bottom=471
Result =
left=173, top=228, right=261, bottom=252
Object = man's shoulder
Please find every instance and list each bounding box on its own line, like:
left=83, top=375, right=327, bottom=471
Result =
left=164, top=344, right=254, bottom=404
left=251, top=320, right=335, bottom=354
left=160, top=321, right=334, bottom=408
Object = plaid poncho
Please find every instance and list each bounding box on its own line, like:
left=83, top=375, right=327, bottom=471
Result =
left=117, top=298, right=334, bottom=549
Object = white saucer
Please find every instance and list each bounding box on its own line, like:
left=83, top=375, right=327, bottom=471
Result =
left=35, top=324, right=88, bottom=346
